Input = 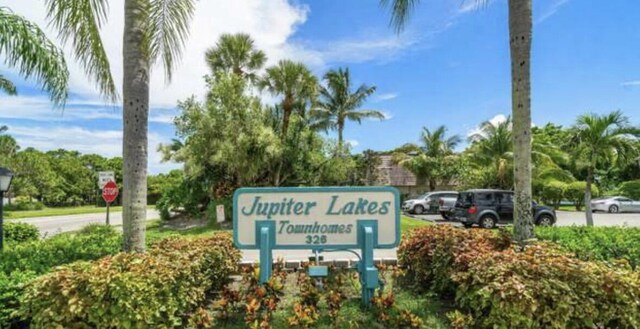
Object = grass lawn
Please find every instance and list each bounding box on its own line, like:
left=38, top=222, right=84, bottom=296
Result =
left=6, top=205, right=155, bottom=219
left=401, top=215, right=431, bottom=231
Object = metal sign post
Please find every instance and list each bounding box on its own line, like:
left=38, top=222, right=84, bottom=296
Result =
left=102, top=181, right=119, bottom=225
left=233, top=186, right=400, bottom=307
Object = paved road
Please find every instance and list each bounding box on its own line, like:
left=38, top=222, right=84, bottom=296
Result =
left=411, top=210, right=640, bottom=227
left=16, top=209, right=160, bottom=237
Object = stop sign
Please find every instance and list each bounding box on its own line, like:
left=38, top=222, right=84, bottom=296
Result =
left=102, top=180, right=119, bottom=203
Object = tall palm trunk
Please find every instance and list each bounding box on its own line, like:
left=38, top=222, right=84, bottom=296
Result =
left=584, top=164, right=594, bottom=226
left=509, top=0, right=535, bottom=244
left=122, top=0, right=148, bottom=252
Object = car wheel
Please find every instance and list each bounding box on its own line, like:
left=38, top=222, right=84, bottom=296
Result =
left=536, top=215, right=554, bottom=227
left=608, top=205, right=619, bottom=213
left=440, top=211, right=450, bottom=220
left=479, top=215, right=497, bottom=229
left=413, top=205, right=424, bottom=215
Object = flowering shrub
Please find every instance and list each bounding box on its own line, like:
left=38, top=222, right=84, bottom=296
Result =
left=399, top=226, right=640, bottom=329
left=19, top=232, right=240, bottom=328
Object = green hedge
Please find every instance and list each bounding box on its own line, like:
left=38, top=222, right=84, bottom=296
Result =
left=619, top=180, right=640, bottom=200
left=19, top=233, right=240, bottom=328
left=536, top=226, right=640, bottom=269
left=0, top=224, right=121, bottom=327
left=3, top=222, right=39, bottom=244
left=399, top=226, right=640, bottom=328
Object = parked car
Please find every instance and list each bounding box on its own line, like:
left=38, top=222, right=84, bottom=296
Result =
left=591, top=196, right=640, bottom=213
left=452, top=189, right=556, bottom=229
left=438, top=193, right=459, bottom=220
left=402, top=191, right=458, bottom=215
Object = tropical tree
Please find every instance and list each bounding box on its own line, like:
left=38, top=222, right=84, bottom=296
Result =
left=468, top=117, right=513, bottom=188
left=259, top=60, right=318, bottom=137
left=0, top=6, right=68, bottom=104
left=205, top=33, right=266, bottom=82
left=571, top=111, right=640, bottom=226
left=44, top=0, right=197, bottom=252
left=380, top=0, right=535, bottom=243
left=311, top=68, right=385, bottom=149
left=396, top=126, right=462, bottom=191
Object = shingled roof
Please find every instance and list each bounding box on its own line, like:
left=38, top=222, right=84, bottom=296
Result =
left=375, top=155, right=421, bottom=187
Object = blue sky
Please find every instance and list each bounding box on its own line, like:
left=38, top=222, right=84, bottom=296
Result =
left=1, top=0, right=639, bottom=173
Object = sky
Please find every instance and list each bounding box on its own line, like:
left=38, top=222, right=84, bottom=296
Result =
left=1, top=0, right=639, bottom=174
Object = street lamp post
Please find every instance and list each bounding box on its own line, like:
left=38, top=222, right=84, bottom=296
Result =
left=0, top=167, right=14, bottom=251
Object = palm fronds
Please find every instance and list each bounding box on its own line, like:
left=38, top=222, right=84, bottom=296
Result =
left=0, top=7, right=68, bottom=105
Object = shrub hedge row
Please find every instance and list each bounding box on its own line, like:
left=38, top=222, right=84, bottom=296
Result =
left=19, top=232, right=240, bottom=328
left=0, top=225, right=122, bottom=327
left=536, top=225, right=640, bottom=269
left=399, top=226, right=640, bottom=329
left=3, top=222, right=40, bottom=244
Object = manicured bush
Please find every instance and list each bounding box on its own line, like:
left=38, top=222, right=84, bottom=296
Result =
left=3, top=199, right=45, bottom=211
left=540, top=180, right=567, bottom=209
left=3, top=222, right=39, bottom=244
left=454, top=244, right=640, bottom=329
left=398, top=225, right=511, bottom=295
left=19, top=233, right=240, bottom=328
left=536, top=226, right=640, bottom=269
left=564, top=181, right=599, bottom=210
left=0, top=224, right=121, bottom=327
left=619, top=180, right=640, bottom=200
left=0, top=224, right=122, bottom=275
left=399, top=226, right=640, bottom=329
left=0, top=271, right=37, bottom=328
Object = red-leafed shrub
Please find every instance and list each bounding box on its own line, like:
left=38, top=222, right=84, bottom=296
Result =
left=398, top=225, right=511, bottom=295
left=398, top=226, right=640, bottom=329
left=19, top=232, right=240, bottom=328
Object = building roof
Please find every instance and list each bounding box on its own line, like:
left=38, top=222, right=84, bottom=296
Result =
left=375, top=155, right=421, bottom=187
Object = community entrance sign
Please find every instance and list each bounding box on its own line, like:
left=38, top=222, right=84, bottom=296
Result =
left=233, top=186, right=400, bottom=306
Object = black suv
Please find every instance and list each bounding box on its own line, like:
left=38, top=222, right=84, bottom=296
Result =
left=452, top=189, right=556, bottom=228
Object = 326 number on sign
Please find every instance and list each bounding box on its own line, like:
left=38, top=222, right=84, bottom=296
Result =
left=305, top=235, right=327, bottom=244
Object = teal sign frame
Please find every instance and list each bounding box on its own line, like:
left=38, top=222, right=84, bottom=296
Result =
left=233, top=186, right=400, bottom=306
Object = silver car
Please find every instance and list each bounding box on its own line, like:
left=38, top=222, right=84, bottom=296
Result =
left=591, top=196, right=640, bottom=213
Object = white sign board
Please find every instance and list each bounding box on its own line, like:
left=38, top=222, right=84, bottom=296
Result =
left=98, top=171, right=115, bottom=189
left=233, top=187, right=400, bottom=249
left=216, top=205, right=225, bottom=223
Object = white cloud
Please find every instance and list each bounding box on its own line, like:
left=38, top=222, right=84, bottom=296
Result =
left=374, top=93, right=399, bottom=102
left=621, top=80, right=640, bottom=88
left=0, top=0, right=312, bottom=107
left=7, top=124, right=179, bottom=174
left=467, top=113, right=508, bottom=137
left=346, top=139, right=359, bottom=148
left=536, top=0, right=570, bottom=24
left=0, top=95, right=176, bottom=125
left=458, top=0, right=494, bottom=13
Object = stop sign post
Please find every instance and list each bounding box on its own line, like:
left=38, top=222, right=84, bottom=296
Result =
left=102, top=180, right=119, bottom=225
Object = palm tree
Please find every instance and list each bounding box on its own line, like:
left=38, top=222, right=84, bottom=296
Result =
left=571, top=111, right=640, bottom=226
left=259, top=60, right=318, bottom=137
left=0, top=7, right=68, bottom=105
left=45, top=0, right=196, bottom=252
left=311, top=68, right=385, bottom=149
left=381, top=0, right=535, bottom=244
left=205, top=33, right=266, bottom=82
left=398, top=125, right=461, bottom=191
left=421, top=125, right=461, bottom=158
left=468, top=118, right=513, bottom=189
